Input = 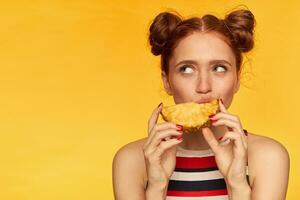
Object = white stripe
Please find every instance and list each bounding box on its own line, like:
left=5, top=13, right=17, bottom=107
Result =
left=177, top=150, right=215, bottom=157
left=175, top=151, right=249, bottom=176
left=166, top=195, right=229, bottom=200
left=170, top=170, right=224, bottom=181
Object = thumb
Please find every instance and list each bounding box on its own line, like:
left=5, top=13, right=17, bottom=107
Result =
left=202, top=127, right=219, bottom=152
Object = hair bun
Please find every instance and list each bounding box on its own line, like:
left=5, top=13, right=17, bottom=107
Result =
left=224, top=9, right=255, bottom=52
left=149, top=12, right=182, bottom=56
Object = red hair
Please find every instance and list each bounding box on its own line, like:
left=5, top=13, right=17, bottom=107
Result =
left=149, top=9, right=255, bottom=75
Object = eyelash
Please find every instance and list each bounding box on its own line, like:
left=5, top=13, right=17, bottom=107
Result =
left=179, top=65, right=192, bottom=73
left=214, top=65, right=227, bottom=72
left=179, top=65, right=227, bottom=73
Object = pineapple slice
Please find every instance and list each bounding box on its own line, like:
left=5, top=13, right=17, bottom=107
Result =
left=161, top=99, right=219, bottom=133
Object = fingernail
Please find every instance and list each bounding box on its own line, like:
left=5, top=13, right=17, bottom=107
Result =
left=218, top=136, right=223, bottom=141
left=243, top=129, right=248, bottom=136
left=210, top=119, right=218, bottom=123
left=220, top=98, right=224, bottom=104
left=209, top=114, right=216, bottom=118
left=177, top=135, right=183, bottom=140
left=157, top=102, right=163, bottom=108
left=176, top=124, right=183, bottom=131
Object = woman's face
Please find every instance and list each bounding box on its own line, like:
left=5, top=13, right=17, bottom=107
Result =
left=162, top=32, right=240, bottom=108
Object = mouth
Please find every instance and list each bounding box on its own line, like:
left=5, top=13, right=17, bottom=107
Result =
left=196, top=98, right=214, bottom=104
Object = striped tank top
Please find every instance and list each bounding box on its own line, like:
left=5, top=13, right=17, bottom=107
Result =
left=166, top=145, right=249, bottom=200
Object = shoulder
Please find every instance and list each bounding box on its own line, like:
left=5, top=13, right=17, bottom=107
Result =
left=247, top=132, right=290, bottom=197
left=113, top=137, right=148, bottom=164
left=247, top=132, right=290, bottom=161
left=112, top=137, right=148, bottom=186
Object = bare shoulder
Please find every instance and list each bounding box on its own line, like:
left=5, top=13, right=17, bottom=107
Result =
left=247, top=132, right=289, bottom=158
left=113, top=137, right=148, bottom=167
left=112, top=137, right=148, bottom=191
left=247, top=132, right=290, bottom=190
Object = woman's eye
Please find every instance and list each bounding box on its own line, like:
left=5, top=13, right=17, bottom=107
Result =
left=214, top=65, right=227, bottom=72
left=179, top=65, right=194, bottom=74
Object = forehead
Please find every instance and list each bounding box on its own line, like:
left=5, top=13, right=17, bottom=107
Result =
left=169, top=32, right=236, bottom=66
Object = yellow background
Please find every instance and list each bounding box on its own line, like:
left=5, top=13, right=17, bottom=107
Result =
left=0, top=0, right=299, bottom=199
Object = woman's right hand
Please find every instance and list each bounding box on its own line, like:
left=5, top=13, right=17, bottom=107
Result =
left=142, top=103, right=183, bottom=189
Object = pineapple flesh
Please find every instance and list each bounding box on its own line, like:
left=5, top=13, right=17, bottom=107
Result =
left=160, top=99, right=219, bottom=133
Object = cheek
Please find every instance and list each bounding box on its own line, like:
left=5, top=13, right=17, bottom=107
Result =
left=218, top=81, right=236, bottom=94
left=212, top=74, right=235, bottom=91
left=215, top=78, right=238, bottom=107
left=169, top=78, right=195, bottom=101
left=171, top=80, right=191, bottom=94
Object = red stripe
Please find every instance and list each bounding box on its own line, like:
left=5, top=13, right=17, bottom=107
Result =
left=167, top=189, right=228, bottom=197
left=176, top=156, right=217, bottom=169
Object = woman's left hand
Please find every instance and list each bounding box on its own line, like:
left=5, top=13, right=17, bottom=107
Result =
left=202, top=99, right=248, bottom=189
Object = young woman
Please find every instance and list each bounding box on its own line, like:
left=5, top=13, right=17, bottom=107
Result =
left=113, top=9, right=290, bottom=200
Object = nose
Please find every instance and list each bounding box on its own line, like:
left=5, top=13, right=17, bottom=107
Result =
left=195, top=72, right=212, bottom=94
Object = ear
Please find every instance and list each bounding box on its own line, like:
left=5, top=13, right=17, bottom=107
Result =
left=161, top=71, right=173, bottom=96
left=234, top=74, right=240, bottom=94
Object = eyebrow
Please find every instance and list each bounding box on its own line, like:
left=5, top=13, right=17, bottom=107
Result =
left=175, top=59, right=233, bottom=67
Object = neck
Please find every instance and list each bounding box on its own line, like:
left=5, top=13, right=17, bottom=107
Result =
left=179, top=125, right=226, bottom=150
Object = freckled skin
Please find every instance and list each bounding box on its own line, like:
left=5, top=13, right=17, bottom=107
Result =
left=161, top=32, right=240, bottom=150
left=162, top=32, right=240, bottom=107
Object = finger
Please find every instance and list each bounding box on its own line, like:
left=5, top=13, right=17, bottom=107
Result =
left=202, top=127, right=219, bottom=153
left=218, top=98, right=228, bottom=113
left=220, top=131, right=247, bottom=152
left=210, top=112, right=240, bottom=123
left=163, top=124, right=183, bottom=141
left=211, top=118, right=247, bottom=147
left=145, top=122, right=179, bottom=146
left=148, top=129, right=183, bottom=149
left=154, top=138, right=183, bottom=157
left=147, top=103, right=163, bottom=134
left=210, top=111, right=247, bottom=147
left=211, top=118, right=243, bottom=133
